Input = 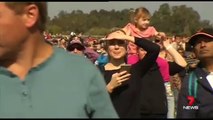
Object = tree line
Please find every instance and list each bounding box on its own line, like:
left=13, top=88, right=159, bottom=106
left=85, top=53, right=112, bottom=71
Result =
left=46, top=3, right=213, bottom=36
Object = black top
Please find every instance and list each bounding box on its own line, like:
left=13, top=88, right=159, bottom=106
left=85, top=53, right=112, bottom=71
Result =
left=138, top=61, right=185, bottom=118
left=138, top=62, right=167, bottom=117
left=101, top=37, right=160, bottom=118
left=177, top=67, right=213, bottom=118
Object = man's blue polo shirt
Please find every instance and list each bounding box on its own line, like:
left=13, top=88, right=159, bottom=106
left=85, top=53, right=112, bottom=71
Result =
left=0, top=47, right=118, bottom=118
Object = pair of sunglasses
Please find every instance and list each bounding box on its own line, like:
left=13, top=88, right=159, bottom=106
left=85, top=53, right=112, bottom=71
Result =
left=68, top=44, right=85, bottom=51
left=107, top=39, right=126, bottom=46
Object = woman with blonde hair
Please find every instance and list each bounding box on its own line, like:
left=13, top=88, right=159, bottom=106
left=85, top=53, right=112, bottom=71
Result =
left=99, top=29, right=160, bottom=118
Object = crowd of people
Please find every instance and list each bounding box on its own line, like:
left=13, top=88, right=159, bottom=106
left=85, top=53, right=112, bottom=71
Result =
left=0, top=2, right=213, bottom=118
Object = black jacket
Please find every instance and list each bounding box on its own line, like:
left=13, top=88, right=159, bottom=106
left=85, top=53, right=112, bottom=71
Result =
left=139, top=62, right=168, bottom=116
left=177, top=67, right=213, bottom=118
left=138, top=60, right=185, bottom=118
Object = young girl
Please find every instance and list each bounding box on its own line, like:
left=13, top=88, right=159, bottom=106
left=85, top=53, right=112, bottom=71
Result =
left=123, top=7, right=187, bottom=118
left=122, top=7, right=165, bottom=64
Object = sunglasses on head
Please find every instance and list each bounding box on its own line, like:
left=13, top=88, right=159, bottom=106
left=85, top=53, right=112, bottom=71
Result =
left=107, top=39, right=126, bottom=46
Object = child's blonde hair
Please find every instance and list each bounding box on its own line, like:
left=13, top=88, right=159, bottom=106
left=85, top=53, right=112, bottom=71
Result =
left=130, top=7, right=151, bottom=24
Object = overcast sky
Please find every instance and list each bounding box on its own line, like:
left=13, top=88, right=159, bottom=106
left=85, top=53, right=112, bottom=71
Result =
left=47, top=1, right=213, bottom=23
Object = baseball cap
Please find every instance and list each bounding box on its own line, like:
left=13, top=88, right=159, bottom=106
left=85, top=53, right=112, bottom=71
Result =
left=188, top=28, right=213, bottom=46
left=69, top=39, right=83, bottom=45
left=67, top=40, right=85, bottom=51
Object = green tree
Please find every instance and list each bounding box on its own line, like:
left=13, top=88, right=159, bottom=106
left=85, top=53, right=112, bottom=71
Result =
left=151, top=4, right=212, bottom=36
left=151, top=3, right=172, bottom=33
left=47, top=25, right=62, bottom=34
left=46, top=4, right=212, bottom=36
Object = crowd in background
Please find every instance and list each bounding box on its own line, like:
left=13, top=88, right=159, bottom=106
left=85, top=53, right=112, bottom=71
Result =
left=2, top=2, right=213, bottom=118
left=43, top=29, right=200, bottom=118
left=42, top=7, right=213, bottom=116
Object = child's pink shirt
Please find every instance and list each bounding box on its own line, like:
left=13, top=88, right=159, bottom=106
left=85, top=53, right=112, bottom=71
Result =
left=124, top=23, right=157, bottom=65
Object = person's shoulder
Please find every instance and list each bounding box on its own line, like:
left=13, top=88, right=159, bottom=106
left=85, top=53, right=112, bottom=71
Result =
left=147, top=26, right=157, bottom=31
left=124, top=22, right=133, bottom=27
left=123, top=23, right=134, bottom=29
left=53, top=47, right=92, bottom=65
left=52, top=47, right=101, bottom=78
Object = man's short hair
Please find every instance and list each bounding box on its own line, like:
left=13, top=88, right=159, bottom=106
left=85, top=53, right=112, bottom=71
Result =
left=5, top=2, right=47, bottom=32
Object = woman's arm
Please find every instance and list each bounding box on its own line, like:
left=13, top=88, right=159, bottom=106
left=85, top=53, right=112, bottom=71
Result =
left=163, top=38, right=187, bottom=68
left=131, top=37, right=160, bottom=78
left=105, top=31, right=160, bottom=78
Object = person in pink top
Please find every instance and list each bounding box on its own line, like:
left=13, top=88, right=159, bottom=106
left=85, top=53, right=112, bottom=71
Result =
left=122, top=6, right=187, bottom=118
left=156, top=57, right=170, bottom=82
left=122, top=7, right=165, bottom=65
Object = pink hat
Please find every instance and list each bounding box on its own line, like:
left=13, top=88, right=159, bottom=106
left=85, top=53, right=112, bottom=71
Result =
left=188, top=28, right=213, bottom=46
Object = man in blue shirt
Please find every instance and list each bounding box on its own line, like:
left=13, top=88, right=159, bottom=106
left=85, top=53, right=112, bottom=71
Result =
left=0, top=2, right=118, bottom=118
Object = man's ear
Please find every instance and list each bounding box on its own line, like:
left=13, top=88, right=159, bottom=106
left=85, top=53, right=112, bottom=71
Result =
left=22, top=4, right=39, bottom=28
